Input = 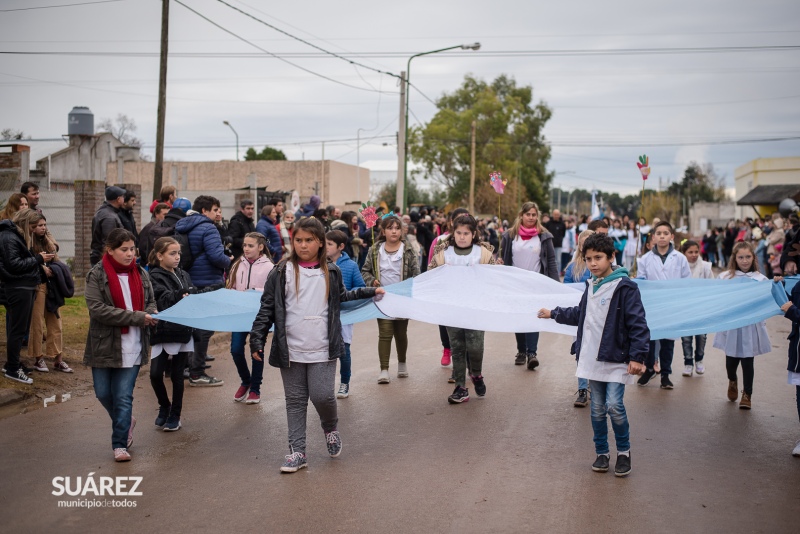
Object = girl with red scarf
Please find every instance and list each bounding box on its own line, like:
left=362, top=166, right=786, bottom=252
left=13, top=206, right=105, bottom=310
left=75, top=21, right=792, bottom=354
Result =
left=84, top=229, right=157, bottom=462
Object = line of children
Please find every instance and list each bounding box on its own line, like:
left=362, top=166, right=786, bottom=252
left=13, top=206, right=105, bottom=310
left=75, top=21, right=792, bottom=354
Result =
left=539, top=233, right=649, bottom=477
left=428, top=214, right=495, bottom=404
left=563, top=229, right=595, bottom=407
left=713, top=242, right=771, bottom=409
left=361, top=215, right=420, bottom=383
left=227, top=232, right=274, bottom=405
left=680, top=240, right=715, bottom=377
left=326, top=229, right=367, bottom=399
left=636, top=221, right=691, bottom=389
left=249, top=217, right=382, bottom=473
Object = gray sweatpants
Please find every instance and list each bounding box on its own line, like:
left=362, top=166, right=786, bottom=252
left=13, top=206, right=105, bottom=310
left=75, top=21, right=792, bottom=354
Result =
left=280, top=360, right=338, bottom=454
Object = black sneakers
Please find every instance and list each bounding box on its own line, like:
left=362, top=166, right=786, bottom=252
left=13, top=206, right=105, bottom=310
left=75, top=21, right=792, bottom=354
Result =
left=448, top=386, right=470, bottom=404
left=470, top=375, right=486, bottom=397
left=574, top=389, right=589, bottom=407
left=591, top=455, right=610, bottom=472
left=155, top=405, right=170, bottom=428
left=637, top=369, right=656, bottom=386
left=526, top=353, right=540, bottom=370
left=514, top=352, right=526, bottom=365
left=660, top=376, right=674, bottom=390
left=615, top=453, right=632, bottom=477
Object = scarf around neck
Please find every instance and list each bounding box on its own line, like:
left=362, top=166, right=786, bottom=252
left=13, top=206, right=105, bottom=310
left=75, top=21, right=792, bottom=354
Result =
left=518, top=225, right=539, bottom=241
left=102, top=253, right=144, bottom=334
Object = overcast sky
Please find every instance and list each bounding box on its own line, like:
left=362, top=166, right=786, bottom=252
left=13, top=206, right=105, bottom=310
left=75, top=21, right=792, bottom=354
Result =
left=1, top=0, right=799, bottom=196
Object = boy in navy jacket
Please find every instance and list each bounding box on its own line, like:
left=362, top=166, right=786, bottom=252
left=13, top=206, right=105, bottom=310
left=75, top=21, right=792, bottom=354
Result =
left=539, top=234, right=649, bottom=477
left=778, top=278, right=800, bottom=457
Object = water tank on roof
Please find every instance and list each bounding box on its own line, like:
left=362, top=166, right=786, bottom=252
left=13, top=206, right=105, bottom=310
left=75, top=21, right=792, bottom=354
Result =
left=68, top=106, right=94, bottom=136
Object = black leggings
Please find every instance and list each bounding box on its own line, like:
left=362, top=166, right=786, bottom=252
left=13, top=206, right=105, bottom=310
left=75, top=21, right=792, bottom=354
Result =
left=439, top=325, right=450, bottom=350
left=726, top=356, right=754, bottom=396
left=150, top=351, right=188, bottom=417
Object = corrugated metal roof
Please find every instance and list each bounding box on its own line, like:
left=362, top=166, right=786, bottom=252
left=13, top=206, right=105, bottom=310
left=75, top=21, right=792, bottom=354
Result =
left=737, top=184, right=800, bottom=205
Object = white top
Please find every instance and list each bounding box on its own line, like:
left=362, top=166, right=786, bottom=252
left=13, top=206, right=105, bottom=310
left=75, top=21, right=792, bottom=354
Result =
left=623, top=229, right=638, bottom=256
left=379, top=242, right=405, bottom=286
left=578, top=223, right=588, bottom=232
left=285, top=263, right=330, bottom=363
left=688, top=259, right=714, bottom=279
left=118, top=274, right=143, bottom=368
left=712, top=270, right=771, bottom=358
left=151, top=339, right=194, bottom=360
left=636, top=248, right=691, bottom=280
left=443, top=245, right=483, bottom=266
left=576, top=278, right=636, bottom=385
left=512, top=235, right=541, bottom=272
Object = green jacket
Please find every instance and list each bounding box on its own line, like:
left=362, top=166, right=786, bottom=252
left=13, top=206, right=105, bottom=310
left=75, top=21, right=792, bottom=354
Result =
left=361, top=239, right=420, bottom=287
left=83, top=262, right=157, bottom=368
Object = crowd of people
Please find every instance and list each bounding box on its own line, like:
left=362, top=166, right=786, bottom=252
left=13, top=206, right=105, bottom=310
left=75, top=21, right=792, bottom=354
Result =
left=2, top=184, right=799, bottom=474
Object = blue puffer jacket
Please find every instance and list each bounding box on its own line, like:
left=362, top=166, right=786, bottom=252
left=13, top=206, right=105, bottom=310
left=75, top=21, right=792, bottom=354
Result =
left=174, top=214, right=230, bottom=287
left=336, top=252, right=365, bottom=291
left=255, top=216, right=283, bottom=262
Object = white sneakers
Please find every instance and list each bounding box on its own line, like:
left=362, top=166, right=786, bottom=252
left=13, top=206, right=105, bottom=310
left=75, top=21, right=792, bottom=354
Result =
left=793, top=440, right=800, bottom=457
left=682, top=365, right=693, bottom=377
left=377, top=370, right=390, bottom=384
left=696, top=362, right=705, bottom=374
left=397, top=362, right=408, bottom=378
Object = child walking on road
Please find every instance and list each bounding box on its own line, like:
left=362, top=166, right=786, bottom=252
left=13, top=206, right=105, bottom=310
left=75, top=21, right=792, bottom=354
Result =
left=249, top=218, right=382, bottom=473
left=777, top=276, right=800, bottom=456
left=680, top=240, right=714, bottom=377
left=539, top=234, right=649, bottom=477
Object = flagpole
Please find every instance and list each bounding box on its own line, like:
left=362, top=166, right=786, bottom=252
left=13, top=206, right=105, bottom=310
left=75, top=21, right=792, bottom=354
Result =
left=631, top=155, right=649, bottom=278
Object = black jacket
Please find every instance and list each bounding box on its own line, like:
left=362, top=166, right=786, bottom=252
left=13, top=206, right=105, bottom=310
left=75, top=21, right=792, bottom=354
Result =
left=118, top=209, right=139, bottom=244
left=544, top=219, right=567, bottom=247
left=0, top=220, right=42, bottom=289
left=784, top=281, right=800, bottom=374
left=45, top=260, right=74, bottom=317
left=249, top=261, right=377, bottom=368
left=90, top=202, right=123, bottom=265
left=148, top=266, right=197, bottom=344
left=227, top=211, right=255, bottom=260
left=551, top=277, right=650, bottom=365
left=499, top=230, right=560, bottom=281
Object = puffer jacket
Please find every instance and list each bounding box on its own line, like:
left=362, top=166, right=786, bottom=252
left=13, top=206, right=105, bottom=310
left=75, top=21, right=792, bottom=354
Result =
left=148, top=266, right=196, bottom=344
left=0, top=219, right=42, bottom=289
left=228, top=255, right=274, bottom=291
left=499, top=229, right=560, bottom=281
left=83, top=262, right=157, bottom=368
left=174, top=214, right=230, bottom=287
left=255, top=216, right=283, bottom=262
left=249, top=261, right=377, bottom=368
left=90, top=202, right=123, bottom=265
left=361, top=239, right=421, bottom=286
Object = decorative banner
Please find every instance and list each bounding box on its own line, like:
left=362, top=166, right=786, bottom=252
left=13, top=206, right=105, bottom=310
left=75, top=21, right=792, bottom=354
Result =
left=490, top=171, right=507, bottom=194
left=359, top=202, right=379, bottom=229
left=637, top=155, right=650, bottom=180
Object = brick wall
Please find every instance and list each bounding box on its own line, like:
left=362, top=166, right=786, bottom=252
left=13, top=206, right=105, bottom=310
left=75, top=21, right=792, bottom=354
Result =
left=73, top=180, right=106, bottom=278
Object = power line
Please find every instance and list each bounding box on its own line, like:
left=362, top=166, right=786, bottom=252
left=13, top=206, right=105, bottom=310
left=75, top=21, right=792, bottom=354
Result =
left=555, top=94, right=800, bottom=109
left=172, top=0, right=388, bottom=94
left=0, top=0, right=123, bottom=12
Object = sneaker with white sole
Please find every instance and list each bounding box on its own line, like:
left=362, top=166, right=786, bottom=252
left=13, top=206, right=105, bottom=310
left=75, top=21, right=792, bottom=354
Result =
left=325, top=430, right=342, bottom=457
left=397, top=362, right=408, bottom=378
left=682, top=365, right=693, bottom=377
left=280, top=451, right=308, bottom=473
left=53, top=361, right=73, bottom=373
left=234, top=385, right=249, bottom=402
left=245, top=391, right=260, bottom=404
left=189, top=374, right=224, bottom=387
left=163, top=415, right=181, bottom=431
left=34, top=358, right=49, bottom=372
left=4, top=367, right=33, bottom=384
left=114, top=448, right=131, bottom=462
left=336, top=383, right=350, bottom=398
left=793, top=439, right=800, bottom=457
left=377, top=370, right=390, bottom=384
left=695, top=362, right=705, bottom=374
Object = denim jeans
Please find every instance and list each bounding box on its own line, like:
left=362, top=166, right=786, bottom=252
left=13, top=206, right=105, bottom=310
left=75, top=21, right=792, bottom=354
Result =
left=92, top=365, right=140, bottom=449
left=231, top=331, right=264, bottom=394
left=681, top=334, right=706, bottom=365
left=515, top=332, right=539, bottom=354
left=340, top=343, right=352, bottom=384
left=3, top=287, right=36, bottom=373
left=646, top=339, right=674, bottom=376
left=578, top=377, right=589, bottom=390
left=588, top=380, right=630, bottom=455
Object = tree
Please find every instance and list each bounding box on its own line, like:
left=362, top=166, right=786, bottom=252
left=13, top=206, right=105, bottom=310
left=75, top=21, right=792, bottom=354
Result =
left=666, top=162, right=728, bottom=204
left=375, top=178, right=447, bottom=208
left=1, top=128, right=27, bottom=140
left=244, top=146, right=287, bottom=161
left=96, top=114, right=142, bottom=147
left=409, top=74, right=552, bottom=219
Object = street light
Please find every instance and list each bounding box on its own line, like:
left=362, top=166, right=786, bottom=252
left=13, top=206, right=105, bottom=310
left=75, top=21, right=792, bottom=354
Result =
left=401, top=42, right=481, bottom=212
left=223, top=120, right=239, bottom=161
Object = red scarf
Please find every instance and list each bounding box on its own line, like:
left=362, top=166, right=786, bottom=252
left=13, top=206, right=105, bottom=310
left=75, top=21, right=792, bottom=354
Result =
left=102, top=253, right=144, bottom=334
left=518, top=225, right=539, bottom=241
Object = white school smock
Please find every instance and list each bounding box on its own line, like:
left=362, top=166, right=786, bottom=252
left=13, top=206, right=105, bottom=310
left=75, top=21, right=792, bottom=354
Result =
left=712, top=270, right=771, bottom=358
left=118, top=274, right=143, bottom=368
left=688, top=259, right=714, bottom=279
left=284, top=263, right=330, bottom=363
left=379, top=242, right=404, bottom=286
left=511, top=235, right=541, bottom=272
left=151, top=339, right=194, bottom=360
left=443, top=245, right=483, bottom=266
left=636, top=248, right=691, bottom=280
left=575, top=278, right=636, bottom=385
left=623, top=229, right=638, bottom=256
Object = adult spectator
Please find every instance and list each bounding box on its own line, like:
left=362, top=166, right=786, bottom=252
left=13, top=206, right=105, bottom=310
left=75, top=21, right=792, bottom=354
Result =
left=90, top=186, right=126, bottom=266
left=313, top=208, right=331, bottom=231
left=149, top=185, right=177, bottom=214
left=118, top=190, right=139, bottom=244
left=766, top=216, right=785, bottom=277
left=1, top=209, right=50, bottom=384
left=228, top=199, right=255, bottom=261
left=544, top=209, right=567, bottom=271
left=138, top=202, right=169, bottom=266
left=255, top=205, right=283, bottom=262
left=175, top=195, right=230, bottom=387
left=0, top=193, right=29, bottom=221
left=295, top=195, right=321, bottom=219
left=781, top=213, right=800, bottom=276
left=21, top=182, right=41, bottom=214
left=326, top=205, right=341, bottom=220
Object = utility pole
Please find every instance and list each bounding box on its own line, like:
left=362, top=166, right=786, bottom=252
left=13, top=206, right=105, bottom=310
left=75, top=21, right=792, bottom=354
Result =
left=153, top=0, right=169, bottom=201
left=396, top=71, right=406, bottom=211
left=469, top=120, right=476, bottom=213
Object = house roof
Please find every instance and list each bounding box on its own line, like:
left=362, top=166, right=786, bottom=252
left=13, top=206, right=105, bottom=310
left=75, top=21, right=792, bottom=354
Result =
left=737, top=184, right=800, bottom=206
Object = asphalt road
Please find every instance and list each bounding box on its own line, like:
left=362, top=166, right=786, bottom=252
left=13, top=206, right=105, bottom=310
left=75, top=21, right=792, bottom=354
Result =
left=1, top=317, right=798, bottom=533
